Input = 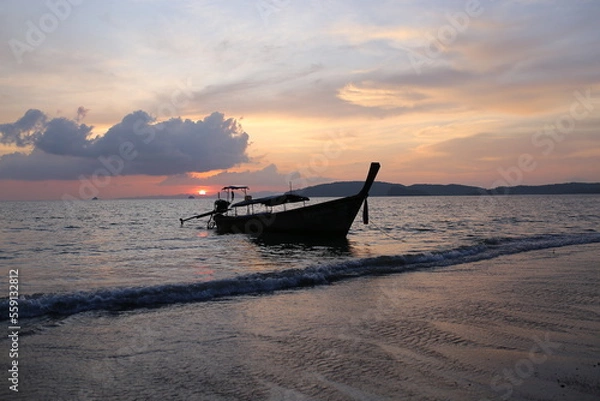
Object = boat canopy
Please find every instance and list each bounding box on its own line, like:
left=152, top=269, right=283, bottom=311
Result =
left=221, top=186, right=249, bottom=191
left=231, top=193, right=309, bottom=208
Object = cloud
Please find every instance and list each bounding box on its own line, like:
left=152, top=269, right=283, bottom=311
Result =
left=0, top=149, right=98, bottom=181
left=338, top=83, right=431, bottom=109
left=398, top=122, right=600, bottom=186
left=35, top=117, right=94, bottom=156
left=0, top=108, right=46, bottom=147
left=329, top=1, right=600, bottom=118
left=159, top=164, right=284, bottom=187
left=0, top=109, right=250, bottom=180
left=76, top=106, right=90, bottom=122
left=159, top=163, right=333, bottom=190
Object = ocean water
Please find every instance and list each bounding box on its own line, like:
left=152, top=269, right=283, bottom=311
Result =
left=1, top=195, right=600, bottom=400
left=1, top=195, right=599, bottom=318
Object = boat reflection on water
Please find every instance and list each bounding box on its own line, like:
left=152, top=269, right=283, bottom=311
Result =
left=250, top=232, right=354, bottom=256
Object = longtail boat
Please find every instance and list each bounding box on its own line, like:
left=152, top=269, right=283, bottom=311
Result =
left=180, top=162, right=380, bottom=238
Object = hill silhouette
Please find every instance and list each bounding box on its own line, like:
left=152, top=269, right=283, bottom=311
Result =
left=295, top=181, right=600, bottom=197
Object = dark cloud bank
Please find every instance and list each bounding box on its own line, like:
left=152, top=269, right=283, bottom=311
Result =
left=0, top=109, right=249, bottom=180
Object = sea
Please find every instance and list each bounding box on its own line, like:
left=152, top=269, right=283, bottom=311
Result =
left=1, top=195, right=599, bottom=400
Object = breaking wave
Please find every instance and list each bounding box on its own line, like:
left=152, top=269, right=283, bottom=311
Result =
left=3, top=233, right=599, bottom=320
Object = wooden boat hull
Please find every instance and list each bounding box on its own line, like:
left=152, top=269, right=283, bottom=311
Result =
left=213, top=194, right=365, bottom=236
left=213, top=162, right=380, bottom=237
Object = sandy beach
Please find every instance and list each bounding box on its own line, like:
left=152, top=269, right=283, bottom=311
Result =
left=13, top=243, right=600, bottom=400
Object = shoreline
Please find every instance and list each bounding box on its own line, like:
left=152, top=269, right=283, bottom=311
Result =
left=8, top=243, right=600, bottom=400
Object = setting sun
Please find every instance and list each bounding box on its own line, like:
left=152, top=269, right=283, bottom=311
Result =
left=198, top=189, right=207, bottom=196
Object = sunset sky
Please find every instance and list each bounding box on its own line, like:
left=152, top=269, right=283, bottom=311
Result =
left=1, top=0, right=599, bottom=200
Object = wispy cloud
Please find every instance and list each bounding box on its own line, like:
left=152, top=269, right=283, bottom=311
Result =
left=159, top=163, right=333, bottom=190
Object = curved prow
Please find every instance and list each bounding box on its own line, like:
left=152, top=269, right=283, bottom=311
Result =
left=359, top=162, right=381, bottom=196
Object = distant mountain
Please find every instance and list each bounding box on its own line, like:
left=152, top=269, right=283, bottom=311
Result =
left=295, top=181, right=600, bottom=197
left=488, top=183, right=600, bottom=195
left=116, top=182, right=600, bottom=200
left=396, top=184, right=484, bottom=196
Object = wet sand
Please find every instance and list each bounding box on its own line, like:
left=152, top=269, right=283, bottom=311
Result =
left=226, top=243, right=600, bottom=400
left=15, top=243, right=600, bottom=400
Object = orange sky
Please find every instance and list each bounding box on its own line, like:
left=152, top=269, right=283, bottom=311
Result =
left=1, top=1, right=599, bottom=200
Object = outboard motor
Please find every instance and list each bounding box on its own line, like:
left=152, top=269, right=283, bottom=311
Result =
left=214, top=199, right=230, bottom=214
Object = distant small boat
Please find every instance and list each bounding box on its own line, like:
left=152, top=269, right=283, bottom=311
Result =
left=188, top=195, right=195, bottom=199
left=180, top=162, right=381, bottom=238
left=91, top=197, right=99, bottom=200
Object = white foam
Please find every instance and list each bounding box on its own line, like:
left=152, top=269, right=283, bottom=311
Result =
left=3, top=232, right=599, bottom=320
